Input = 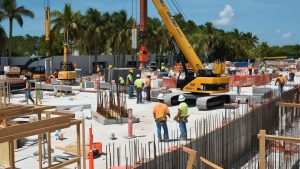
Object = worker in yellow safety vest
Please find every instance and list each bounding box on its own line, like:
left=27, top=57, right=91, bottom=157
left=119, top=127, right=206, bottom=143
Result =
left=134, top=74, right=144, bottom=103
left=145, top=73, right=152, bottom=101
left=275, top=74, right=285, bottom=94
left=153, top=93, right=170, bottom=142
left=119, top=76, right=125, bottom=86
left=174, top=95, right=189, bottom=140
left=161, top=63, right=166, bottom=72
left=96, top=65, right=101, bottom=75
left=127, top=69, right=134, bottom=98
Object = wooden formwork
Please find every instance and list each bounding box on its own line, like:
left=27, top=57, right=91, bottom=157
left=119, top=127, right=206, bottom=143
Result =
left=0, top=103, right=83, bottom=169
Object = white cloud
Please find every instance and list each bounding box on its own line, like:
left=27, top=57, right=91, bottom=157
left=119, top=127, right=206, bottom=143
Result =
left=215, top=5, right=234, bottom=26
left=276, top=29, right=281, bottom=34
left=283, top=32, right=292, bottom=38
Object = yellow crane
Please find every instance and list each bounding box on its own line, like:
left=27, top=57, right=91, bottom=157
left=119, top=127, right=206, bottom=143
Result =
left=151, top=0, right=230, bottom=109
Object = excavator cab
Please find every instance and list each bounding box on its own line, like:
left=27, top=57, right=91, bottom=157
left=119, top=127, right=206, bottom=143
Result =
left=58, top=62, right=76, bottom=81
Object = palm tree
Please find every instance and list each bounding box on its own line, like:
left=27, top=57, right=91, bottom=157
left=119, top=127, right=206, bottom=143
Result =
left=0, top=0, right=34, bottom=65
left=84, top=8, right=110, bottom=63
left=107, top=10, right=132, bottom=67
left=201, top=22, right=220, bottom=61
left=51, top=3, right=83, bottom=45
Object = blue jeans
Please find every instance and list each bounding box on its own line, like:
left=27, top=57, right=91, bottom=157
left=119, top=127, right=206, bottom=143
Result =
left=156, top=121, right=169, bottom=141
left=179, top=121, right=187, bottom=139
left=278, top=85, right=283, bottom=94
left=146, top=87, right=151, bottom=101
left=26, top=90, right=34, bottom=103
left=136, top=88, right=143, bottom=103
left=128, top=85, right=134, bottom=97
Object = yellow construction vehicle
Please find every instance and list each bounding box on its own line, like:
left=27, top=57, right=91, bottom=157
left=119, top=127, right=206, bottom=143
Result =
left=58, top=43, right=77, bottom=81
left=152, top=0, right=230, bottom=109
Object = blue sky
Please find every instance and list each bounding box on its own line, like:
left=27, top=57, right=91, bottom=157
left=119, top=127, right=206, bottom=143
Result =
left=1, top=0, right=299, bottom=46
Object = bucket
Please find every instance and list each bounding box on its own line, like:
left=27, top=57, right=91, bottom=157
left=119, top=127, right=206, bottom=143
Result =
left=93, top=142, right=102, bottom=155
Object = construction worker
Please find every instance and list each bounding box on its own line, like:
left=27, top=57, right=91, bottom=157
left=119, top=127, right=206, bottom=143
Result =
left=127, top=69, right=134, bottom=98
left=275, top=74, right=285, bottom=94
left=161, top=63, right=166, bottom=72
left=153, top=93, right=170, bottom=142
left=96, top=65, right=101, bottom=75
left=24, top=77, right=34, bottom=104
left=248, top=63, right=253, bottom=75
left=174, top=95, right=189, bottom=140
left=145, top=73, right=152, bottom=101
left=119, top=76, right=125, bottom=86
left=134, top=74, right=144, bottom=103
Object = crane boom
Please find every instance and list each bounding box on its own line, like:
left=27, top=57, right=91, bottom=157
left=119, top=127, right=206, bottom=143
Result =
left=152, top=0, right=204, bottom=72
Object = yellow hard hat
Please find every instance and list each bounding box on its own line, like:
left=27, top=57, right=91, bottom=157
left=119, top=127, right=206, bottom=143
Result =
left=129, top=69, right=134, bottom=73
left=161, top=63, right=165, bottom=65
left=108, top=65, right=113, bottom=69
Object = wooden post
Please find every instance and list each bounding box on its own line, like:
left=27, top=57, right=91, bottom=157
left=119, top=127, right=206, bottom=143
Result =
left=0, top=83, right=2, bottom=108
left=77, top=123, right=81, bottom=169
left=47, top=113, right=52, bottom=167
left=258, top=130, right=266, bottom=169
left=9, top=139, right=15, bottom=169
left=3, top=85, right=6, bottom=106
left=82, top=118, right=86, bottom=169
left=38, top=113, right=43, bottom=169
left=182, top=146, right=196, bottom=169
left=35, top=81, right=38, bottom=106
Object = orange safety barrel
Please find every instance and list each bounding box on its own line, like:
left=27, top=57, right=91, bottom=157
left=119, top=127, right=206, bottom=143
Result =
left=139, top=45, right=149, bottom=62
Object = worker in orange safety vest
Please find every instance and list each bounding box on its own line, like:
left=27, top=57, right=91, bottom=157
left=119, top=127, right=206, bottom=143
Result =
left=275, top=74, right=285, bottom=94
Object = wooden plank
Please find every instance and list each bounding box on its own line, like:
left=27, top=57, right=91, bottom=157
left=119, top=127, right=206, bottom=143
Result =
left=0, top=143, right=9, bottom=167
left=76, top=124, right=81, bottom=169
left=258, top=134, right=300, bottom=143
left=0, top=106, right=55, bottom=120
left=200, top=157, right=223, bottom=169
left=182, top=146, right=196, bottom=169
left=276, top=102, right=300, bottom=108
left=258, top=130, right=266, bottom=169
left=43, top=158, right=80, bottom=169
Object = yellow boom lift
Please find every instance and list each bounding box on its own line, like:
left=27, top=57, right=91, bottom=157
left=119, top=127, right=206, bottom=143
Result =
left=151, top=0, right=230, bottom=109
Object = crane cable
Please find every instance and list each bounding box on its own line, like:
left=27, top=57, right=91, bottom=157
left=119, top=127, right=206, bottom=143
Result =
left=165, top=0, right=177, bottom=16
left=171, top=0, right=188, bottom=21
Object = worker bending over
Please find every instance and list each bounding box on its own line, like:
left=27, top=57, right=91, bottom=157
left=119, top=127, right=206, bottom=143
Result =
left=153, top=93, right=170, bottom=142
left=174, top=95, right=189, bottom=140
left=275, top=74, right=285, bottom=94
left=134, top=74, right=144, bottom=104
left=145, top=73, right=152, bottom=101
left=127, top=70, right=134, bottom=98
left=24, top=77, right=34, bottom=104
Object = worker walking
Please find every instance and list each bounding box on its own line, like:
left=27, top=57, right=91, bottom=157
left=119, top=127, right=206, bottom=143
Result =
left=145, top=73, right=152, bottom=101
left=24, top=78, right=34, bottom=104
left=134, top=74, right=144, bottom=104
left=174, top=95, right=189, bottom=140
left=127, top=69, right=134, bottom=98
left=153, top=93, right=170, bottom=142
left=275, top=74, right=285, bottom=94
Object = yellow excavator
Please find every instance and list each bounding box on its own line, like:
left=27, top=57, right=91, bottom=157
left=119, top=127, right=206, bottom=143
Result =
left=151, top=0, right=230, bottom=109
left=57, top=43, right=76, bottom=82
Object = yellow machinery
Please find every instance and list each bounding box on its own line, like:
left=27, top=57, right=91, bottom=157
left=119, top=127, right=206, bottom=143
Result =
left=152, top=0, right=230, bottom=109
left=58, top=43, right=77, bottom=81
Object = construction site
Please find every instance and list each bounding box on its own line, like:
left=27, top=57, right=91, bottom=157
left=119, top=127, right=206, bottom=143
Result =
left=0, top=0, right=300, bottom=169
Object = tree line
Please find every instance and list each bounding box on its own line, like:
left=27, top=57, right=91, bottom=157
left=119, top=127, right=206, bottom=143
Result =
left=1, top=1, right=299, bottom=66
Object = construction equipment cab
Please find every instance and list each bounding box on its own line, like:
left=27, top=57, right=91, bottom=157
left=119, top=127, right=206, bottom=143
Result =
left=152, top=0, right=230, bottom=109
left=58, top=43, right=76, bottom=81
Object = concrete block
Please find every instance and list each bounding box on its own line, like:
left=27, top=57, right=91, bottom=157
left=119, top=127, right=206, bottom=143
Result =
left=82, top=81, right=94, bottom=89
left=92, top=111, right=139, bottom=125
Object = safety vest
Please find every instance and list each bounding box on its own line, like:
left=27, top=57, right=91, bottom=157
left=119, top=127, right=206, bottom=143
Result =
left=278, top=76, right=285, bottom=85
left=178, top=102, right=188, bottom=117
left=127, top=74, right=133, bottom=84
left=161, top=66, right=166, bottom=72
left=96, top=66, right=100, bottom=73
left=119, top=77, right=125, bottom=85
left=146, top=77, right=151, bottom=87
left=153, top=102, right=170, bottom=120
left=134, top=79, right=143, bottom=88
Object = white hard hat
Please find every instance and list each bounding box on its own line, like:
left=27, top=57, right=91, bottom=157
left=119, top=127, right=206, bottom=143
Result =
left=157, top=93, right=164, bottom=100
left=178, top=95, right=185, bottom=102
left=147, top=73, right=151, bottom=77
left=136, top=74, right=140, bottom=78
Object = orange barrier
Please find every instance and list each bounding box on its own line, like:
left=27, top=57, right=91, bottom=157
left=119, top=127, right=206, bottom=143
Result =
left=230, top=73, right=279, bottom=87
left=161, top=77, right=177, bottom=88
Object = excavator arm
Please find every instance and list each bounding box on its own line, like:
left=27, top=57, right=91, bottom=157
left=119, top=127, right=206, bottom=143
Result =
left=152, top=0, right=204, bottom=73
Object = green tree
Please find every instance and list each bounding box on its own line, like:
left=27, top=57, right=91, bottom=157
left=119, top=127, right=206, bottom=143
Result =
left=0, top=25, right=6, bottom=53
left=51, top=3, right=83, bottom=47
left=0, top=0, right=34, bottom=65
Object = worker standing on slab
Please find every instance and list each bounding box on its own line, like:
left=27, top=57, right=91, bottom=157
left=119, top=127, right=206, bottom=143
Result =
left=127, top=69, right=134, bottom=98
left=24, top=77, right=34, bottom=104
left=96, top=65, right=101, bottom=75
left=145, top=73, right=152, bottom=101
left=275, top=74, right=285, bottom=94
left=161, top=63, right=166, bottom=72
left=153, top=93, right=170, bottom=142
left=174, top=95, right=189, bottom=140
left=134, top=74, right=144, bottom=103
left=248, top=63, right=253, bottom=75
